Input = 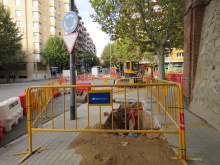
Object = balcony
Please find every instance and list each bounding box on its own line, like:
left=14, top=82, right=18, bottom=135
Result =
left=165, top=57, right=172, bottom=63
left=34, top=53, right=43, bottom=62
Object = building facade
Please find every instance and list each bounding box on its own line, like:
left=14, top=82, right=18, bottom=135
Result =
left=184, top=0, right=220, bottom=130
left=0, top=0, right=72, bottom=82
left=164, top=49, right=184, bottom=73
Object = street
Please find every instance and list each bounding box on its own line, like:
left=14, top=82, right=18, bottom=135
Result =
left=0, top=79, right=54, bottom=102
left=0, top=78, right=93, bottom=148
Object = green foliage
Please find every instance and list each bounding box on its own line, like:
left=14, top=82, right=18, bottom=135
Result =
left=101, top=43, right=118, bottom=67
left=83, top=50, right=100, bottom=67
left=0, top=3, right=26, bottom=76
left=89, top=0, right=184, bottom=79
left=43, top=36, right=69, bottom=71
left=114, top=37, right=156, bottom=63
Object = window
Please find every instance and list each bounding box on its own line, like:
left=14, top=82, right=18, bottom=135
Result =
left=64, top=3, right=69, bottom=8
left=49, top=16, right=56, bottom=22
left=34, top=43, right=42, bottom=49
left=33, top=1, right=40, bottom=7
left=59, top=29, right=61, bottom=36
left=58, top=20, right=61, bottom=26
left=33, top=11, right=41, bottom=18
left=50, top=26, right=56, bottom=32
left=58, top=1, right=61, bottom=8
left=3, top=0, right=8, bottom=5
left=58, top=11, right=61, bottom=17
left=126, top=62, right=130, bottom=70
left=15, top=0, right=20, bottom=5
left=15, top=10, right=21, bottom=17
left=177, top=52, right=184, bottom=58
left=34, top=53, right=41, bottom=60
left=33, top=32, right=41, bottom=39
left=49, top=6, right=56, bottom=12
left=33, top=22, right=41, bottom=28
left=132, top=62, right=139, bottom=71
left=16, top=21, right=21, bottom=27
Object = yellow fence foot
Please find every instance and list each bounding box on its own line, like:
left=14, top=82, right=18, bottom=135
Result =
left=14, top=146, right=47, bottom=164
left=186, top=157, right=203, bottom=161
left=171, top=149, right=203, bottom=165
left=170, top=157, right=188, bottom=165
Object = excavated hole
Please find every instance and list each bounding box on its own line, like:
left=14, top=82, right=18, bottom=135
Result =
left=104, top=103, right=143, bottom=131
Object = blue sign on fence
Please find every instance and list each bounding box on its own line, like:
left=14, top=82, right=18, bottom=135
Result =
left=77, top=76, right=81, bottom=79
left=88, top=90, right=112, bottom=106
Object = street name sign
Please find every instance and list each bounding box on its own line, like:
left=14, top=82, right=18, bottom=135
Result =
left=62, top=11, right=78, bottom=34
left=62, top=33, right=78, bottom=53
left=88, top=90, right=112, bottom=106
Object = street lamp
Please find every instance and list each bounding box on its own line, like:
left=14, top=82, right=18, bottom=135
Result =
left=104, top=36, right=112, bottom=77
left=110, top=40, right=111, bottom=77
left=33, top=49, right=37, bottom=80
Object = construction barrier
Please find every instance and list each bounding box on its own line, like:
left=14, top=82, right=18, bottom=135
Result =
left=153, top=72, right=183, bottom=85
left=59, top=73, right=122, bottom=82
left=15, top=78, right=186, bottom=164
left=17, top=93, right=27, bottom=115
left=76, top=83, right=91, bottom=91
left=0, top=97, right=23, bottom=132
left=0, top=121, right=3, bottom=140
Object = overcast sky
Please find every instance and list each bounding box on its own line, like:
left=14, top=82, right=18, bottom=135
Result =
left=75, top=0, right=109, bottom=57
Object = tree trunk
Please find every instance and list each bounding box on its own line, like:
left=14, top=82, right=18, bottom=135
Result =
left=157, top=46, right=165, bottom=80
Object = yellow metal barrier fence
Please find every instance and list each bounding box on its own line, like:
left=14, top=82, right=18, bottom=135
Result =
left=16, top=81, right=186, bottom=164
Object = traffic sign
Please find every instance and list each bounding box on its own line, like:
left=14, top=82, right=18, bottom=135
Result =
left=62, top=11, right=78, bottom=34
left=62, top=33, right=78, bottom=53
left=88, top=90, right=112, bottom=106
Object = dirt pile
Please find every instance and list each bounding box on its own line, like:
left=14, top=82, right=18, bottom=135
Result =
left=67, top=111, right=182, bottom=165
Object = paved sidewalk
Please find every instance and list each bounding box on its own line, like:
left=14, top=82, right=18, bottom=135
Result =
left=0, top=93, right=120, bottom=165
left=114, top=90, right=220, bottom=165
left=0, top=89, right=220, bottom=165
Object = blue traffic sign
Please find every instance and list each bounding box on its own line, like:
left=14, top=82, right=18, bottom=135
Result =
left=62, top=11, right=78, bottom=34
left=89, top=92, right=111, bottom=105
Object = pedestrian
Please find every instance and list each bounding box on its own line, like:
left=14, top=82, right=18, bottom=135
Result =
left=12, top=72, right=15, bottom=82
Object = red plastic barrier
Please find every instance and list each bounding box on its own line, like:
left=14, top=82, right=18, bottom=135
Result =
left=116, top=73, right=121, bottom=78
left=153, top=72, right=183, bottom=85
left=24, top=89, right=37, bottom=110
left=76, top=83, right=91, bottom=91
left=16, top=93, right=26, bottom=115
left=0, top=122, right=3, bottom=141
left=53, top=87, right=61, bottom=98
left=172, top=74, right=183, bottom=85
left=66, top=76, right=70, bottom=81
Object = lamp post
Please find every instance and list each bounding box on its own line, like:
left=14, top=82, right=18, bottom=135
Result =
left=104, top=37, right=111, bottom=77
left=34, top=49, right=37, bottom=80
left=110, top=39, right=111, bottom=77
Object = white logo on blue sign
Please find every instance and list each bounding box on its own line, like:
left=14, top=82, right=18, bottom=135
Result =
left=89, top=93, right=110, bottom=104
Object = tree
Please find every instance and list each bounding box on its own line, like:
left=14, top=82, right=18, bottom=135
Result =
left=83, top=50, right=100, bottom=68
left=43, top=36, right=69, bottom=73
left=114, top=37, right=155, bottom=63
left=101, top=43, right=117, bottom=67
left=0, top=3, right=26, bottom=82
left=90, top=0, right=184, bottom=79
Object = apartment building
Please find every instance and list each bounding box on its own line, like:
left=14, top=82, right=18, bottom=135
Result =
left=86, top=36, right=96, bottom=55
left=164, top=49, right=184, bottom=72
left=0, top=0, right=78, bottom=81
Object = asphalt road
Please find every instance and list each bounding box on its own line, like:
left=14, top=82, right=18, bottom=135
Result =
left=0, top=79, right=54, bottom=102
left=0, top=78, right=95, bottom=148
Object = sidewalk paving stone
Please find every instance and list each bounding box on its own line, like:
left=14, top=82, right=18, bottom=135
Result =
left=0, top=89, right=220, bottom=165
